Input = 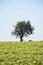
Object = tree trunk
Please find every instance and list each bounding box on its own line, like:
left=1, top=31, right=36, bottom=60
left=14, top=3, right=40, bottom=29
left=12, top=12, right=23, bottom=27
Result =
left=20, top=36, right=23, bottom=42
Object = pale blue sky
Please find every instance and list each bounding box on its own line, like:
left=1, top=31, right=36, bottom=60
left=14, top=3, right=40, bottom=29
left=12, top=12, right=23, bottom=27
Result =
left=0, top=0, right=43, bottom=41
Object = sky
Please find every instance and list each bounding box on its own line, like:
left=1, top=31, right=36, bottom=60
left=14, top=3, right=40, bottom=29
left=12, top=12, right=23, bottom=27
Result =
left=0, top=0, right=43, bottom=41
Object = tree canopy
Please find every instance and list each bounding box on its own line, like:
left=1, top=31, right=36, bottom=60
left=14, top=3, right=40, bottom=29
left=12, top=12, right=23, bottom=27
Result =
left=12, top=21, right=34, bottom=42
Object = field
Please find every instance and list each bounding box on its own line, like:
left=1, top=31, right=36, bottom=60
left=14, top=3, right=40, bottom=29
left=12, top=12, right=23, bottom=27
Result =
left=0, top=41, right=43, bottom=65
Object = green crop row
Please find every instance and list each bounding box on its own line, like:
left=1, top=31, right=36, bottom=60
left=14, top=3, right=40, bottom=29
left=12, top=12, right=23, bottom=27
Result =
left=0, top=41, right=43, bottom=65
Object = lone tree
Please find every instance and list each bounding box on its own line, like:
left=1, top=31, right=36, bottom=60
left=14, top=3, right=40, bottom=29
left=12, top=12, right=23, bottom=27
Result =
left=12, top=21, right=34, bottom=42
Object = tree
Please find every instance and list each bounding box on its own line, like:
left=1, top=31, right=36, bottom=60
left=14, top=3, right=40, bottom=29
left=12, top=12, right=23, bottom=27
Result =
left=12, top=21, right=34, bottom=42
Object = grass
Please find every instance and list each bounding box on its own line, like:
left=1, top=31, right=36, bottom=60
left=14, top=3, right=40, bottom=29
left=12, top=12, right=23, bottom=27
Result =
left=0, top=41, right=43, bottom=65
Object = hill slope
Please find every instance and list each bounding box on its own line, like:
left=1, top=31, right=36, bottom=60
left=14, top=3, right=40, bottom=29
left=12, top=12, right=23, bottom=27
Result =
left=0, top=41, right=43, bottom=65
